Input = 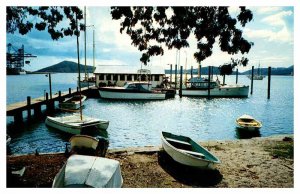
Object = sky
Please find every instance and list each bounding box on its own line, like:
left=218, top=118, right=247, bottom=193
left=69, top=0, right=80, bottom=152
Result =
left=5, top=5, right=295, bottom=72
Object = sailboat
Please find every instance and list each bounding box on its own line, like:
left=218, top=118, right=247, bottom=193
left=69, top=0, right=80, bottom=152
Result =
left=46, top=9, right=109, bottom=135
left=247, top=62, right=265, bottom=80
left=79, top=7, right=96, bottom=88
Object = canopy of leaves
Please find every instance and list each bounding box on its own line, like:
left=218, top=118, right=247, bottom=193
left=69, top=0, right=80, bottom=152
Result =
left=111, top=6, right=254, bottom=67
left=219, top=57, right=249, bottom=75
left=7, top=6, right=84, bottom=40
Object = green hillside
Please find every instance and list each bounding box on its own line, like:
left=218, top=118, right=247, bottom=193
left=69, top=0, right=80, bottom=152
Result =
left=35, top=61, right=95, bottom=73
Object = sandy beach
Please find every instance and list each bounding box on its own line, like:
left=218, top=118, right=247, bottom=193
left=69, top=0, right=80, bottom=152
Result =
left=7, top=134, right=293, bottom=188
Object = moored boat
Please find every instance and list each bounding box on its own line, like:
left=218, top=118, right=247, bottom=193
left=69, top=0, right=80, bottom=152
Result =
left=99, top=81, right=167, bottom=100
left=7, top=134, right=11, bottom=146
left=182, top=77, right=249, bottom=98
left=236, top=114, right=262, bottom=131
left=161, top=131, right=220, bottom=169
left=45, top=114, right=109, bottom=135
left=52, top=154, right=123, bottom=188
left=59, top=94, right=87, bottom=110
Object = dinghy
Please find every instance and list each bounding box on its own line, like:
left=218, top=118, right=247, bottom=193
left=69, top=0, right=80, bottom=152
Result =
left=45, top=114, right=109, bottom=135
left=52, top=154, right=123, bottom=188
left=59, top=94, right=87, bottom=110
left=236, top=114, right=262, bottom=131
left=161, top=131, right=220, bottom=169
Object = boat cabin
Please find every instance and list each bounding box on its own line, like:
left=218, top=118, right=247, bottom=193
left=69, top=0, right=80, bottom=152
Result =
left=186, top=77, right=219, bottom=89
left=94, top=65, right=165, bottom=88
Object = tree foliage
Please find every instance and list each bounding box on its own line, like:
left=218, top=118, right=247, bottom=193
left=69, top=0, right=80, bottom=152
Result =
left=7, top=6, right=84, bottom=40
left=111, top=6, right=254, bottom=70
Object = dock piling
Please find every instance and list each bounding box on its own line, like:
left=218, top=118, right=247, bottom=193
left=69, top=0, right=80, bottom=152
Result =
left=170, top=64, right=173, bottom=84
left=69, top=88, right=71, bottom=95
left=208, top=66, right=211, bottom=99
left=268, top=66, right=271, bottom=99
left=190, top=66, right=193, bottom=78
left=179, top=66, right=183, bottom=98
left=251, top=66, right=254, bottom=95
left=58, top=91, right=62, bottom=102
left=236, top=68, right=239, bottom=84
left=175, top=64, right=178, bottom=90
left=27, top=96, right=31, bottom=119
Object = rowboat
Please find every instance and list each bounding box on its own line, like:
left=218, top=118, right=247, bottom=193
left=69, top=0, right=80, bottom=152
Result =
left=45, top=114, right=109, bottom=135
left=69, top=135, right=109, bottom=157
left=59, top=94, right=87, bottom=110
left=236, top=114, right=262, bottom=131
left=161, top=131, right=220, bottom=169
left=52, top=154, right=123, bottom=188
left=7, top=134, right=11, bottom=146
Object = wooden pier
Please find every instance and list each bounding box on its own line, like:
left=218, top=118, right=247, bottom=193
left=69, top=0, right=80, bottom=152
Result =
left=6, top=87, right=99, bottom=123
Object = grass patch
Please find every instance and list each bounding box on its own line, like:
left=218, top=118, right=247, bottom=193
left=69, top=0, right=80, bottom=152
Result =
left=265, top=141, right=294, bottom=159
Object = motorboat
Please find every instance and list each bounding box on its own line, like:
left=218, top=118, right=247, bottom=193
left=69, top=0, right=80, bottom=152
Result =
left=99, top=81, right=167, bottom=100
left=59, top=94, right=87, bottom=110
left=52, top=154, right=123, bottom=188
left=161, top=131, right=220, bottom=169
left=236, top=114, right=262, bottom=131
left=45, top=114, right=109, bottom=135
left=182, top=77, right=249, bottom=98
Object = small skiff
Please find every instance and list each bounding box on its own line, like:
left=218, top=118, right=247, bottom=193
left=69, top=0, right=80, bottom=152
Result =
left=59, top=95, right=87, bottom=110
left=52, top=154, right=123, bottom=188
left=45, top=114, right=109, bottom=135
left=161, top=131, right=220, bottom=169
left=236, top=114, right=262, bottom=131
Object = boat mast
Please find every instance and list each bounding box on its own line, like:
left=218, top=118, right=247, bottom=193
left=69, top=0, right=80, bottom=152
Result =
left=93, top=27, right=95, bottom=73
left=76, top=11, right=83, bottom=120
left=84, top=6, right=88, bottom=81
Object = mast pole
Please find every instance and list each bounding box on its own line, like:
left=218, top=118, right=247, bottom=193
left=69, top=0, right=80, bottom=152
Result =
left=76, top=12, right=82, bottom=120
left=84, top=6, right=87, bottom=81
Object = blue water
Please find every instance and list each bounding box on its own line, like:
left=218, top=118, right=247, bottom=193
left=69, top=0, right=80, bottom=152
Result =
left=6, top=74, right=294, bottom=155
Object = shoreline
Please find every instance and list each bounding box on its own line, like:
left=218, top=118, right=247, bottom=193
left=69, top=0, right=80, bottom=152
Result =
left=7, top=134, right=294, bottom=188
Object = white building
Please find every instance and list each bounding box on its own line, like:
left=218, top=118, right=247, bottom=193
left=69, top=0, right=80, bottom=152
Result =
left=94, top=65, right=166, bottom=87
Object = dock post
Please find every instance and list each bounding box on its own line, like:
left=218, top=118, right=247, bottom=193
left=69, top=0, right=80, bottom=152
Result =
left=236, top=68, right=239, bottom=84
left=69, top=88, right=71, bottom=95
left=223, top=75, right=226, bottom=85
left=58, top=91, right=62, bottom=102
left=175, top=64, right=178, bottom=90
left=198, top=64, right=201, bottom=78
left=77, top=87, right=79, bottom=93
left=268, top=66, right=271, bottom=99
left=179, top=66, right=183, bottom=98
left=211, top=66, right=214, bottom=80
left=190, top=66, right=193, bottom=78
left=49, top=73, right=52, bottom=99
left=170, top=64, right=173, bottom=84
left=208, top=66, right=211, bottom=99
left=251, top=66, right=254, bottom=95
left=27, top=96, right=31, bottom=120
left=14, top=111, right=23, bottom=124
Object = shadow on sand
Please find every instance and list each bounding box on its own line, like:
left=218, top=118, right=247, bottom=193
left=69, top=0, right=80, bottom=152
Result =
left=157, top=150, right=222, bottom=187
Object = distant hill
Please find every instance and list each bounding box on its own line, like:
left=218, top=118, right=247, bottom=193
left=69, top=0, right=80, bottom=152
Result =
left=165, top=65, right=294, bottom=76
left=35, top=61, right=95, bottom=73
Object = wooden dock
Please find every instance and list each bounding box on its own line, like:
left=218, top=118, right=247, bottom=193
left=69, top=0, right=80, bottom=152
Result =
left=7, top=87, right=98, bottom=123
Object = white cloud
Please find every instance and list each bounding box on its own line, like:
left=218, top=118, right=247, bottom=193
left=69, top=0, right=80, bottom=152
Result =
left=244, top=26, right=292, bottom=43
left=255, top=7, right=282, bottom=15
left=262, top=10, right=293, bottom=27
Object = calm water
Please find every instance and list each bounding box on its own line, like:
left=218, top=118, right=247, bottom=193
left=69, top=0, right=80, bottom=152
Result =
left=7, top=73, right=294, bottom=155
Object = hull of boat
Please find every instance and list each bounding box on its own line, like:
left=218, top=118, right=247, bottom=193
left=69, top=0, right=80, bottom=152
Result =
left=52, top=155, right=123, bottom=188
left=45, top=115, right=109, bottom=135
left=182, top=85, right=249, bottom=97
left=69, top=135, right=99, bottom=151
left=79, top=81, right=95, bottom=88
left=161, top=132, right=220, bottom=169
left=59, top=95, right=87, bottom=110
left=235, top=121, right=262, bottom=131
left=99, top=89, right=166, bottom=100
left=247, top=75, right=265, bottom=80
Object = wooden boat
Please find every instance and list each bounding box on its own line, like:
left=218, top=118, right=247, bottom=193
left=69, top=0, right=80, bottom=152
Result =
left=99, top=81, right=167, bottom=100
left=161, top=131, right=220, bottom=169
left=182, top=77, right=249, bottom=98
left=45, top=114, right=109, bottom=135
left=236, top=114, right=262, bottom=131
left=52, top=154, right=123, bottom=188
left=69, top=135, right=109, bottom=157
left=59, top=94, right=87, bottom=110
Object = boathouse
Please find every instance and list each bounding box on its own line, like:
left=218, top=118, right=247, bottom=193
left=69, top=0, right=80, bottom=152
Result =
left=94, top=65, right=165, bottom=87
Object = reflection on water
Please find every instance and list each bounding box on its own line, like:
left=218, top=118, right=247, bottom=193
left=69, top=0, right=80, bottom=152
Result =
left=7, top=74, right=294, bottom=155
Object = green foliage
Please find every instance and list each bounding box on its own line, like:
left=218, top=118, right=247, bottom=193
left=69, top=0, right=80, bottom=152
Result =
left=7, top=6, right=84, bottom=40
left=111, top=6, right=254, bottom=66
left=265, top=141, right=294, bottom=159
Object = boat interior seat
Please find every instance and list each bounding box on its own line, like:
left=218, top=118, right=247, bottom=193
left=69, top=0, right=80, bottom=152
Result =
left=177, top=149, right=205, bottom=158
left=165, top=137, right=191, bottom=146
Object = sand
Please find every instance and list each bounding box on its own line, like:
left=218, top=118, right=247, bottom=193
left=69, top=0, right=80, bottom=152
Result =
left=6, top=134, right=293, bottom=188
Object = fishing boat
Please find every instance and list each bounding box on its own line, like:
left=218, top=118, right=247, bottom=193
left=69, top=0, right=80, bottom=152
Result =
left=182, top=77, right=249, bottom=97
left=236, top=114, right=262, bottom=131
left=45, top=114, right=109, bottom=135
left=69, top=135, right=109, bottom=157
left=161, top=131, right=220, bottom=169
left=52, top=154, right=123, bottom=188
left=59, top=94, right=87, bottom=110
left=99, top=81, right=167, bottom=100
left=247, top=62, right=265, bottom=80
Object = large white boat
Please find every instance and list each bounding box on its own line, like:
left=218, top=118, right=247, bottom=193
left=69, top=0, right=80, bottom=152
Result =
left=182, top=77, right=249, bottom=98
left=45, top=114, right=109, bottom=135
left=99, top=81, right=167, bottom=100
left=59, top=94, right=87, bottom=110
left=52, top=154, right=123, bottom=188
